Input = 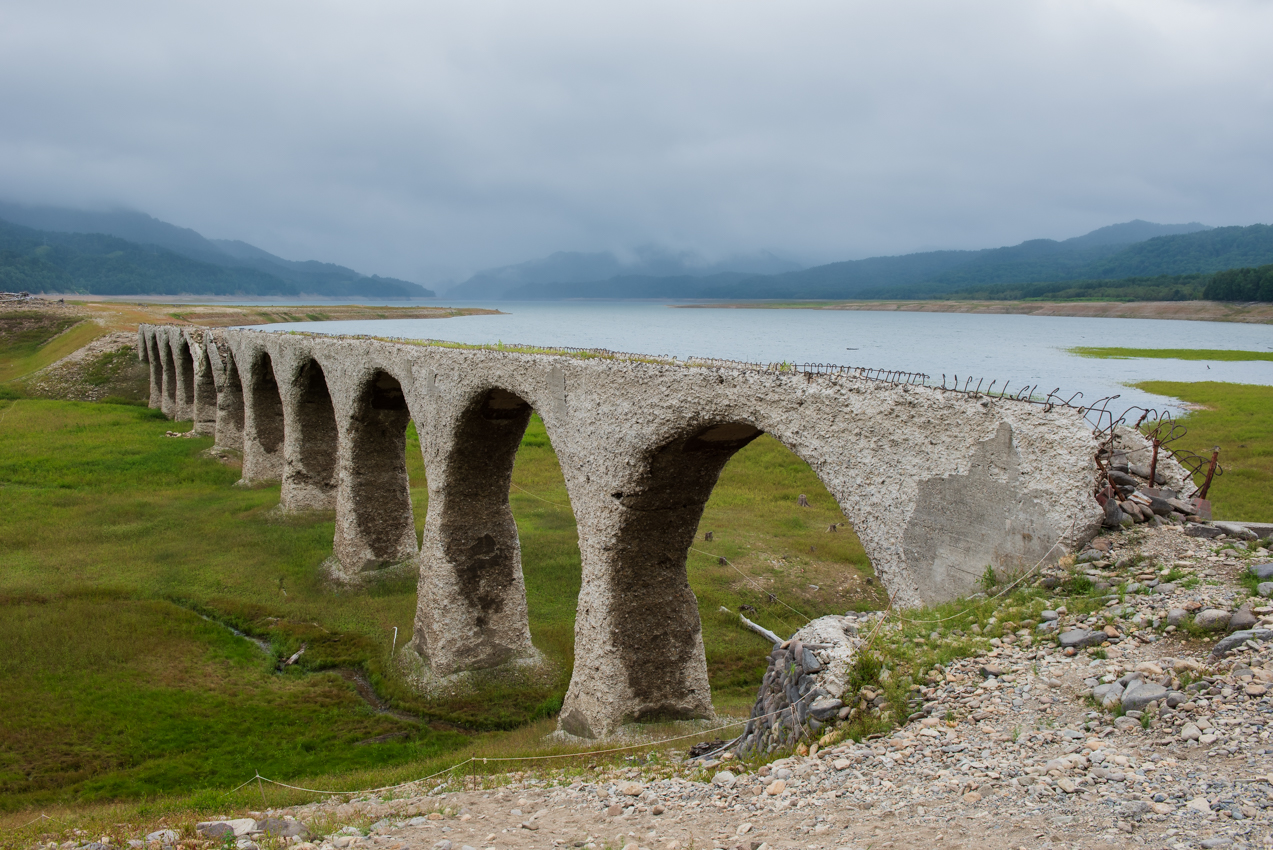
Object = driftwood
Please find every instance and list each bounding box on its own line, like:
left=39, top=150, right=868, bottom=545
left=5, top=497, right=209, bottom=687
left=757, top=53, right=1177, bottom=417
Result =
left=720, top=606, right=783, bottom=645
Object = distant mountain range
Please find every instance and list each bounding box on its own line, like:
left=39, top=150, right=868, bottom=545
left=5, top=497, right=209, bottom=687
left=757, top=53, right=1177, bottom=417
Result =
left=0, top=202, right=433, bottom=298
left=446, top=245, right=803, bottom=299
left=5, top=201, right=1270, bottom=302
left=447, top=220, right=1273, bottom=301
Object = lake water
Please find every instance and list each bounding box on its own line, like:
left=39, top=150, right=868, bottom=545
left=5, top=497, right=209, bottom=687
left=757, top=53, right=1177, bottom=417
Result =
left=262, top=301, right=1273, bottom=415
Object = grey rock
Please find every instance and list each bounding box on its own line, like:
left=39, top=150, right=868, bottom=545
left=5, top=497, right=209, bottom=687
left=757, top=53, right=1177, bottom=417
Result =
left=198, top=821, right=256, bottom=840
left=1167, top=608, right=1188, bottom=627
left=1165, top=690, right=1187, bottom=707
left=1122, top=681, right=1167, bottom=711
left=196, top=825, right=234, bottom=840
left=1036, top=620, right=1059, bottom=633
left=1214, top=522, right=1257, bottom=540
left=1040, top=609, right=1059, bottom=621
left=1194, top=609, right=1232, bottom=631
left=1258, top=582, right=1273, bottom=598
left=1108, top=470, right=1138, bottom=488
left=809, top=696, right=843, bottom=720
left=801, top=647, right=822, bottom=673
left=1200, top=839, right=1233, bottom=849
left=1092, top=682, right=1124, bottom=708
left=1059, top=629, right=1105, bottom=649
left=1077, top=549, right=1103, bottom=564
left=1249, top=562, right=1273, bottom=580
left=1125, top=582, right=1141, bottom=594
left=1229, top=606, right=1257, bottom=632
left=1211, top=629, right=1273, bottom=657
left=1153, top=582, right=1176, bottom=595
left=1129, top=463, right=1165, bottom=483
left=1185, top=525, right=1224, bottom=539
left=255, top=819, right=310, bottom=840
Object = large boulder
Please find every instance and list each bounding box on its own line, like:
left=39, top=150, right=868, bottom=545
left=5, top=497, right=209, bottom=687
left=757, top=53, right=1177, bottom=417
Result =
left=1122, top=681, right=1168, bottom=711
left=1059, top=629, right=1105, bottom=649
left=1194, top=609, right=1232, bottom=632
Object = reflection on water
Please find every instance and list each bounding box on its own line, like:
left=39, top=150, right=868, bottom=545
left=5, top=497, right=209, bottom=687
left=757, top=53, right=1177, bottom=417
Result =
left=260, top=301, right=1273, bottom=415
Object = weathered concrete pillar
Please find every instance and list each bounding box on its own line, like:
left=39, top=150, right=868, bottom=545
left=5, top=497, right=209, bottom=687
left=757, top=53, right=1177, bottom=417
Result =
left=211, top=344, right=245, bottom=451
left=412, top=388, right=538, bottom=675
left=145, top=333, right=163, bottom=410
left=281, top=359, right=338, bottom=512
left=557, top=423, right=763, bottom=738
left=160, top=336, right=177, bottom=419
left=241, top=351, right=285, bottom=483
left=190, top=338, right=218, bottom=435
left=333, top=370, right=417, bottom=573
left=172, top=337, right=195, bottom=421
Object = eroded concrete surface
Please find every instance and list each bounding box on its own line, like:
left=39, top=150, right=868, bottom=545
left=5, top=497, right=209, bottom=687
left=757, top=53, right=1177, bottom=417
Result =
left=138, top=324, right=1103, bottom=737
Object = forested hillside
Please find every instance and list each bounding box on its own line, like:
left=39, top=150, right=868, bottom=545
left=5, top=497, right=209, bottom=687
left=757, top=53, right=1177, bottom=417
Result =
left=0, top=217, right=433, bottom=298
left=490, top=221, right=1273, bottom=301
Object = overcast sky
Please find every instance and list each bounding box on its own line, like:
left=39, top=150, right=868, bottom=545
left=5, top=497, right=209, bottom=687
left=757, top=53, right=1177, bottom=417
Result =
left=2, top=0, right=1271, bottom=284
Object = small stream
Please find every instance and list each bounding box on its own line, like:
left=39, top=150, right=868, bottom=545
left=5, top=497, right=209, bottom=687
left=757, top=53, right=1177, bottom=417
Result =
left=190, top=606, right=421, bottom=724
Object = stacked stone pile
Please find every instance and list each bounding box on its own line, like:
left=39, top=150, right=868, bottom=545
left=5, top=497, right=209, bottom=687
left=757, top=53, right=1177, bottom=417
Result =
left=1097, top=429, right=1216, bottom=531
left=733, top=614, right=875, bottom=758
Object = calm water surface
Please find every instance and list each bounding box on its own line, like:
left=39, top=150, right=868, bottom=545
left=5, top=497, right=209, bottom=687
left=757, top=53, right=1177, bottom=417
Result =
left=264, top=302, right=1273, bottom=414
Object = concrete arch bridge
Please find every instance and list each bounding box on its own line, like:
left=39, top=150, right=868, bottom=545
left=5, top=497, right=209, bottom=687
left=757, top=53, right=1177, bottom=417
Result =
left=138, top=324, right=1101, bottom=738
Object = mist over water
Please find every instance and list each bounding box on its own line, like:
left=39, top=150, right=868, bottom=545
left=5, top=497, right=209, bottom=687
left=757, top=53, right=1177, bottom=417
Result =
left=263, top=302, right=1273, bottom=415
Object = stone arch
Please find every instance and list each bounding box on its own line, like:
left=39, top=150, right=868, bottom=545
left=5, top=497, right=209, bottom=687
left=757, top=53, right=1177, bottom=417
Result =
left=241, top=350, right=285, bottom=483
left=333, top=369, right=418, bottom=574
left=281, top=358, right=339, bottom=512
left=413, top=386, right=541, bottom=677
left=559, top=419, right=769, bottom=738
left=174, top=336, right=196, bottom=421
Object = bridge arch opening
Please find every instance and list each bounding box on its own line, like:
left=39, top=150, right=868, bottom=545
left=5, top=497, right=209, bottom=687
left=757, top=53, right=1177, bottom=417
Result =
left=160, top=338, right=177, bottom=417
left=192, top=346, right=218, bottom=435
left=175, top=338, right=195, bottom=418
left=145, top=335, right=164, bottom=409
left=564, top=420, right=878, bottom=736
left=413, top=387, right=554, bottom=678
left=281, top=358, right=338, bottom=511
left=334, top=369, right=417, bottom=572
left=215, top=351, right=245, bottom=450
left=242, top=351, right=285, bottom=482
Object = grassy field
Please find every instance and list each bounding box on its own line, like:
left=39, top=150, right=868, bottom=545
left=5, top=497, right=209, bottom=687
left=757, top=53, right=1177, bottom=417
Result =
left=0, top=312, right=107, bottom=383
left=1134, top=381, right=1273, bottom=522
left=0, top=390, right=870, bottom=812
left=1072, top=347, right=1273, bottom=361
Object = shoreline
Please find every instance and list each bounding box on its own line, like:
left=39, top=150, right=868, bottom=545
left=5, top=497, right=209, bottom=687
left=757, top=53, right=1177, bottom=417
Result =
left=674, top=299, right=1273, bottom=324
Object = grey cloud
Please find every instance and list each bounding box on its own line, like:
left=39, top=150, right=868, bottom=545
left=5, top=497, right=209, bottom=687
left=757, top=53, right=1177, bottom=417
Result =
left=1, top=0, right=1270, bottom=285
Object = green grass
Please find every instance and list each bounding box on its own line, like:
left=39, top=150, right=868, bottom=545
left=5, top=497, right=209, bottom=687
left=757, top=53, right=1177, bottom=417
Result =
left=1071, top=347, right=1273, bottom=362
left=0, top=392, right=867, bottom=809
left=0, top=312, right=103, bottom=383
left=1134, top=381, right=1273, bottom=521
